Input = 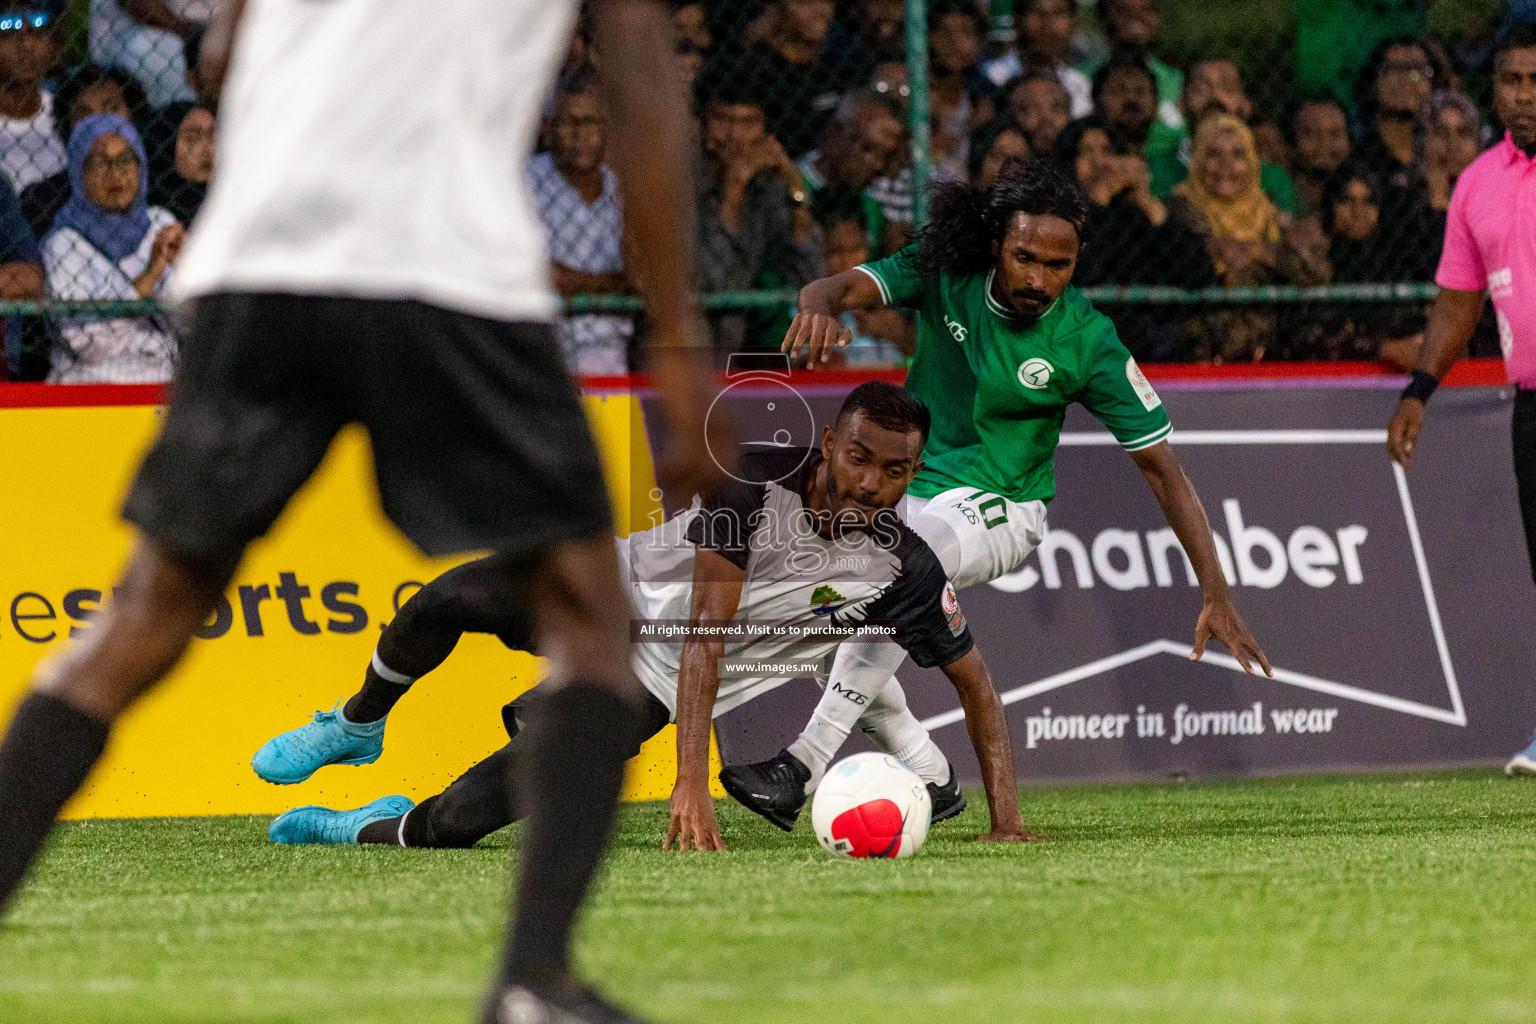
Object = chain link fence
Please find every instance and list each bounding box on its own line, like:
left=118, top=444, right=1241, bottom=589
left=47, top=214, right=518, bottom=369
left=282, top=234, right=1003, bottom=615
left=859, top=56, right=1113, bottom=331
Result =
left=0, top=0, right=1512, bottom=381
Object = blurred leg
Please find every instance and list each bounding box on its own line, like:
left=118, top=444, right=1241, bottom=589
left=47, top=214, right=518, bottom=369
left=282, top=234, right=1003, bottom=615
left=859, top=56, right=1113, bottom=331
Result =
left=498, top=533, right=644, bottom=989
left=0, top=539, right=227, bottom=910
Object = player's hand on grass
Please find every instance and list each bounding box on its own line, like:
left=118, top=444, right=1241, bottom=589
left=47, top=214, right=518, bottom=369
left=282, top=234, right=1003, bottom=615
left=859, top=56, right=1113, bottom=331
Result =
left=1387, top=397, right=1425, bottom=469
left=1191, top=597, right=1273, bottom=677
left=782, top=312, right=852, bottom=366
left=664, top=780, right=725, bottom=852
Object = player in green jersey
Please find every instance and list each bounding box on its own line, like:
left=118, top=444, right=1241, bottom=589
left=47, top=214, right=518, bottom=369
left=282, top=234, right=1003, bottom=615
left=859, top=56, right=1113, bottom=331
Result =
left=718, top=162, right=1271, bottom=835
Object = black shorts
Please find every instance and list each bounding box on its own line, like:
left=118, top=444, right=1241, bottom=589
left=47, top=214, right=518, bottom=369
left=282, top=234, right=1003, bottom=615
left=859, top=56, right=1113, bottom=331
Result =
left=124, top=292, right=612, bottom=570
left=1513, top=389, right=1536, bottom=585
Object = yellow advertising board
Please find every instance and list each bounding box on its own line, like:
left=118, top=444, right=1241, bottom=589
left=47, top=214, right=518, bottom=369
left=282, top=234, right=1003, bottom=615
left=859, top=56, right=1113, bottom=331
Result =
left=0, top=391, right=721, bottom=818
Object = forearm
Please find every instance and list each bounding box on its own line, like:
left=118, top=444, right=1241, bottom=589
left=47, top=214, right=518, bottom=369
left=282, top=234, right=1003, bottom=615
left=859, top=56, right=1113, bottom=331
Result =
left=1138, top=446, right=1230, bottom=602
left=594, top=0, right=696, bottom=344
left=798, top=272, right=881, bottom=318
left=124, top=0, right=191, bottom=35
left=673, top=641, right=723, bottom=787
left=551, top=263, right=629, bottom=297
left=953, top=676, right=1022, bottom=833
left=1414, top=288, right=1485, bottom=379
left=942, top=650, right=1023, bottom=834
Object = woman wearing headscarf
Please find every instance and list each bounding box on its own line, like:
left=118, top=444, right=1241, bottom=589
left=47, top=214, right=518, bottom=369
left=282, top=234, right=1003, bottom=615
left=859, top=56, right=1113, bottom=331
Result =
left=42, top=113, right=184, bottom=384
left=1166, top=112, right=1326, bottom=361
left=147, top=101, right=215, bottom=225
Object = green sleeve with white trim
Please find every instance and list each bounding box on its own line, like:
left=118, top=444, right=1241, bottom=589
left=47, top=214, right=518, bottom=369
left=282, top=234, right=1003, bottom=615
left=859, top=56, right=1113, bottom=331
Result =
left=855, top=244, right=931, bottom=310
left=1079, top=323, right=1172, bottom=451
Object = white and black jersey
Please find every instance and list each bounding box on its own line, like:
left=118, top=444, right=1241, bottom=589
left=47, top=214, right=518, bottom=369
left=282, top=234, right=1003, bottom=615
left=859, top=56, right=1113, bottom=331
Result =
left=175, top=0, right=576, bottom=321
left=623, top=448, right=972, bottom=717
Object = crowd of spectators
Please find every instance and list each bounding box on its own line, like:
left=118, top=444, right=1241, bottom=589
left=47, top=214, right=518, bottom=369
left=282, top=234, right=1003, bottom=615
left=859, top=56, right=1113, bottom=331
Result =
left=0, top=0, right=210, bottom=382
left=0, top=0, right=1515, bottom=380
left=519, top=0, right=1517, bottom=372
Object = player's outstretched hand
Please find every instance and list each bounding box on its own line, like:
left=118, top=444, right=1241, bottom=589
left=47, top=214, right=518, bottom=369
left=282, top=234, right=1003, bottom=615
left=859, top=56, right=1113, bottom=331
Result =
left=664, top=781, right=725, bottom=852
left=1387, top=397, right=1425, bottom=469
left=1191, top=597, right=1273, bottom=677
left=977, top=828, right=1048, bottom=843
left=782, top=311, right=852, bottom=366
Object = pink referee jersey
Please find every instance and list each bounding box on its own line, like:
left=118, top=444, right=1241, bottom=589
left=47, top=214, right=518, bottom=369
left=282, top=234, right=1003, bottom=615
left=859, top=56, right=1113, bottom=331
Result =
left=1437, top=134, right=1536, bottom=388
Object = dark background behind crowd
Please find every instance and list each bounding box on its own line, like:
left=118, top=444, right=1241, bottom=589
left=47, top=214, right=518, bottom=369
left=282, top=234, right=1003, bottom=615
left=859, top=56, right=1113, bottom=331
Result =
left=0, top=0, right=1519, bottom=380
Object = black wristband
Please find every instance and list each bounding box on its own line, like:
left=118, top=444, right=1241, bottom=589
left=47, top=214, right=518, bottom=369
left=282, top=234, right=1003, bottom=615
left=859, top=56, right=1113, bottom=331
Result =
left=1402, top=369, right=1439, bottom=403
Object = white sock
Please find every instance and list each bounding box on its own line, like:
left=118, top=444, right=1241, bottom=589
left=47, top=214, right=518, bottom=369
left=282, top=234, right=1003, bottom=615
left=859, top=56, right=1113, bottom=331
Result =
left=787, top=638, right=911, bottom=792
left=859, top=678, right=950, bottom=785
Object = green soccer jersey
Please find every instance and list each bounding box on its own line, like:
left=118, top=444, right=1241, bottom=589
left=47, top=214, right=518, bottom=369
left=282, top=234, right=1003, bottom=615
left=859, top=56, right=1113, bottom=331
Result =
left=857, top=245, right=1172, bottom=505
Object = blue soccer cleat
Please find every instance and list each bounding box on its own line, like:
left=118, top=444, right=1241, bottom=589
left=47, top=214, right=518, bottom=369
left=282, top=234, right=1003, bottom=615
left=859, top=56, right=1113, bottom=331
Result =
left=269, top=794, right=415, bottom=845
left=1505, top=727, right=1536, bottom=776
left=251, top=703, right=387, bottom=785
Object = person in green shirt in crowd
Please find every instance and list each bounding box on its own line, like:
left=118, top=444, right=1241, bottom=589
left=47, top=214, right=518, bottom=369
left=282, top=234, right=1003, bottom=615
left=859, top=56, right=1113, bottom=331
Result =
left=719, top=161, right=1272, bottom=827
left=1147, top=57, right=1298, bottom=214
left=1079, top=0, right=1186, bottom=159
left=1293, top=0, right=1426, bottom=107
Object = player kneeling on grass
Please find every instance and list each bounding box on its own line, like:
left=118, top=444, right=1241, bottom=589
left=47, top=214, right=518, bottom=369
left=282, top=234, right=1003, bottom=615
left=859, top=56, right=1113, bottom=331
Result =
left=258, top=382, right=1034, bottom=848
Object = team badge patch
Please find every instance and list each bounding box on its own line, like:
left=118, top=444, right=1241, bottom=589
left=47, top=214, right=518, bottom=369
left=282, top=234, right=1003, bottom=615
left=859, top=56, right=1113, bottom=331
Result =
left=941, top=582, right=966, bottom=635
left=1017, top=358, right=1054, bottom=390
left=1126, top=356, right=1162, bottom=410
left=810, top=584, right=847, bottom=615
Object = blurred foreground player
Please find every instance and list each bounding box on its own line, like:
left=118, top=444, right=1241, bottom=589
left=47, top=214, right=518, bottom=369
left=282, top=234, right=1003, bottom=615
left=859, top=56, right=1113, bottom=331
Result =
left=725, top=162, right=1274, bottom=830
left=257, top=385, right=1025, bottom=848
left=1388, top=23, right=1536, bottom=777
left=0, top=1, right=719, bottom=1021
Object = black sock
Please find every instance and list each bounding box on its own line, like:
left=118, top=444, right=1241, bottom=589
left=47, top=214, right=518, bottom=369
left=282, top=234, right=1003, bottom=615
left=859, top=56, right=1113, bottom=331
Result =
left=343, top=665, right=411, bottom=724
left=500, top=683, right=636, bottom=987
left=0, top=693, right=110, bottom=911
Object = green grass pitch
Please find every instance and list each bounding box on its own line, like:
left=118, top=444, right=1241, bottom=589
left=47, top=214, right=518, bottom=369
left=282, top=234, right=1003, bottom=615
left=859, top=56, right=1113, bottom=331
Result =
left=1, top=770, right=1534, bottom=1023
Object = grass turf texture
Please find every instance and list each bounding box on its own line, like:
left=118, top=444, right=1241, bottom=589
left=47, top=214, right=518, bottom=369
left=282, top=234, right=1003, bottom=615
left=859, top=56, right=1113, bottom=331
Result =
left=1, top=770, right=1533, bottom=1023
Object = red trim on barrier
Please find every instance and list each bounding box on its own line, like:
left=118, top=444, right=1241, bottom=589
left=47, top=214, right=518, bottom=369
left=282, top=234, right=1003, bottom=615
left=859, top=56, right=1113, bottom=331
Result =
left=0, top=359, right=1507, bottom=408
left=0, top=382, right=169, bottom=408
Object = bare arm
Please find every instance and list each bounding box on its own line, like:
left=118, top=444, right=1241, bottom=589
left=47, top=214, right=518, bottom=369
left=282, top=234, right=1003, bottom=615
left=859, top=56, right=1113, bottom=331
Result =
left=781, top=268, right=888, bottom=364
left=198, top=0, right=247, bottom=103
left=1129, top=441, right=1272, bottom=676
left=123, top=0, right=193, bottom=37
left=594, top=0, right=725, bottom=494
left=550, top=263, right=630, bottom=297
left=1387, top=287, right=1486, bottom=468
left=939, top=648, right=1041, bottom=842
left=664, top=548, right=745, bottom=852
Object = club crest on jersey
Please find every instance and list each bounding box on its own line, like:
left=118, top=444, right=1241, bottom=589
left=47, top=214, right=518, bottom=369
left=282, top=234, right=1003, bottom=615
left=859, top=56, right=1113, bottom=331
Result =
left=941, top=582, right=966, bottom=634
left=1125, top=356, right=1162, bottom=411
left=1017, top=358, right=1054, bottom=390
left=810, top=584, right=847, bottom=615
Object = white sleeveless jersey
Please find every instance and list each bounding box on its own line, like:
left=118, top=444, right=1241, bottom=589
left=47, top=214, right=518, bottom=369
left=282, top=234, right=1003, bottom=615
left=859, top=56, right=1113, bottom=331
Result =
left=173, top=0, right=574, bottom=321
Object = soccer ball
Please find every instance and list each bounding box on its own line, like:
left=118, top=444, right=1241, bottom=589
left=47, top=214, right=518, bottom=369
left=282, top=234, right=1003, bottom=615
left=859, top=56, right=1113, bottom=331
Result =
left=811, top=752, right=931, bottom=859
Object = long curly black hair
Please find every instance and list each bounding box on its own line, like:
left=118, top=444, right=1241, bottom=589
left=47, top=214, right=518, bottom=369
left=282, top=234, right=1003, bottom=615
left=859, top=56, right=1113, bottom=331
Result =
left=918, top=160, right=1089, bottom=277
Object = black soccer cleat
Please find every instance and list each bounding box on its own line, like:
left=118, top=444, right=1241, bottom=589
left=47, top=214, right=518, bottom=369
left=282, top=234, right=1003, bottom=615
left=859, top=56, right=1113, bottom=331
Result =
left=483, top=980, right=651, bottom=1024
left=927, top=766, right=967, bottom=825
left=718, top=749, right=812, bottom=832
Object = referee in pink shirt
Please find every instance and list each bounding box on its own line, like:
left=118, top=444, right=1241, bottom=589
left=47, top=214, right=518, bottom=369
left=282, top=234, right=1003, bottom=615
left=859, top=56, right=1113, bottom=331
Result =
left=1389, top=22, right=1536, bottom=776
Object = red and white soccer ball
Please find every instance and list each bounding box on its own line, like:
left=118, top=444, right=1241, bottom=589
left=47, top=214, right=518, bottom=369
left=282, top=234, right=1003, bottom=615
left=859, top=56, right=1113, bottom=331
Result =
left=811, top=752, right=931, bottom=859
